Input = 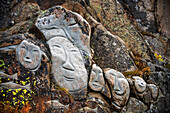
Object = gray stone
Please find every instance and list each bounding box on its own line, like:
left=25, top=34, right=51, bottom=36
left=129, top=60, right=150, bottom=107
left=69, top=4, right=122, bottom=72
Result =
left=121, top=97, right=148, bottom=113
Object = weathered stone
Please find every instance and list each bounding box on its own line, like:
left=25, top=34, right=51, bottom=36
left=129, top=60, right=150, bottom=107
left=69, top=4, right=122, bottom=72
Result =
left=89, top=0, right=152, bottom=60
left=0, top=20, right=35, bottom=38
left=147, top=84, right=158, bottom=100
left=104, top=68, right=130, bottom=110
left=0, top=0, right=40, bottom=30
left=121, top=97, right=148, bottom=113
left=16, top=40, right=42, bottom=70
left=156, top=0, right=170, bottom=39
left=81, top=92, right=111, bottom=113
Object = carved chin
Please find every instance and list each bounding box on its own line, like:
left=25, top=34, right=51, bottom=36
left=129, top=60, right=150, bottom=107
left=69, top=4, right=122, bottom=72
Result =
left=89, top=82, right=103, bottom=91
left=54, top=74, right=87, bottom=92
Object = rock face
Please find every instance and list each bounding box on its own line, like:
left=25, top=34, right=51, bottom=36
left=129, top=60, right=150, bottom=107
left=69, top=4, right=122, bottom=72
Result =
left=0, top=0, right=169, bottom=113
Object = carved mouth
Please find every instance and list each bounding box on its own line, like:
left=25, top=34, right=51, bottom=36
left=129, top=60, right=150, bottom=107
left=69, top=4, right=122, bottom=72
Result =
left=92, top=82, right=101, bottom=87
left=63, top=75, right=75, bottom=81
left=24, top=60, right=32, bottom=63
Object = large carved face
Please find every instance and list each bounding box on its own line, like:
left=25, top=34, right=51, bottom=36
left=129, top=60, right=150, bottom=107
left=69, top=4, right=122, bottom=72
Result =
left=47, top=37, right=87, bottom=92
left=35, top=6, right=91, bottom=56
left=132, top=76, right=146, bottom=93
left=89, top=64, right=105, bottom=91
left=16, top=40, right=42, bottom=70
left=104, top=69, right=130, bottom=108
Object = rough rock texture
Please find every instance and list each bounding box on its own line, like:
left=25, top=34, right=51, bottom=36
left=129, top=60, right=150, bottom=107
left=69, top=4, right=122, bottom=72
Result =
left=122, top=97, right=148, bottom=113
left=89, top=0, right=152, bottom=60
left=0, top=0, right=169, bottom=113
left=117, top=0, right=170, bottom=66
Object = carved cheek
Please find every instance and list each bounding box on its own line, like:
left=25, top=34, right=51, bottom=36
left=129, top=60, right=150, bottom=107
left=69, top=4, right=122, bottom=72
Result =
left=120, top=79, right=128, bottom=94
left=31, top=52, right=39, bottom=64
left=20, top=48, right=26, bottom=57
left=98, top=73, right=105, bottom=86
left=90, top=71, right=96, bottom=82
left=51, top=45, right=65, bottom=62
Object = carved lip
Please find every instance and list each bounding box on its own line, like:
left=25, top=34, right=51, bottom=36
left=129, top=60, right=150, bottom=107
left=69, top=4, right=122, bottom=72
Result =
left=24, top=59, right=32, bottom=63
left=92, top=82, right=101, bottom=87
left=63, top=75, right=75, bottom=82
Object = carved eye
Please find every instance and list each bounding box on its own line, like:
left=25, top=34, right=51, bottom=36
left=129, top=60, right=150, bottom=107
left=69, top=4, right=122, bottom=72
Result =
left=21, top=45, right=26, bottom=49
left=54, top=44, right=61, bottom=48
left=32, top=49, right=38, bottom=52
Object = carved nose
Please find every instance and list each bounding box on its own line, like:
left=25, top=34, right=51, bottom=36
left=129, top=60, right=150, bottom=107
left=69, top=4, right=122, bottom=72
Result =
left=62, top=62, right=75, bottom=71
left=114, top=81, right=121, bottom=91
left=25, top=52, right=30, bottom=59
left=94, top=73, right=99, bottom=82
left=62, top=56, right=75, bottom=71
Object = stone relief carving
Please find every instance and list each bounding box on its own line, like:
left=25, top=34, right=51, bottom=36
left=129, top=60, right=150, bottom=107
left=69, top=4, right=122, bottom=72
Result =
left=128, top=76, right=159, bottom=105
left=104, top=68, right=130, bottom=109
left=16, top=40, right=42, bottom=71
left=89, top=64, right=105, bottom=92
left=47, top=37, right=87, bottom=93
left=0, top=5, right=161, bottom=112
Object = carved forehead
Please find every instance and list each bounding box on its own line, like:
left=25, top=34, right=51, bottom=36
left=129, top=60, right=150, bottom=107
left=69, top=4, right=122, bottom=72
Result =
left=132, top=76, right=145, bottom=82
left=47, top=37, right=77, bottom=48
left=105, top=69, right=125, bottom=78
left=92, top=64, right=102, bottom=71
left=36, top=6, right=90, bottom=35
left=19, top=40, right=40, bottom=49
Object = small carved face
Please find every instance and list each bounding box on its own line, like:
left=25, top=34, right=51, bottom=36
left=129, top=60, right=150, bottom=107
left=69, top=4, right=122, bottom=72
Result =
left=89, top=64, right=105, bottom=91
left=47, top=37, right=87, bottom=92
left=16, top=40, right=42, bottom=70
left=104, top=69, right=130, bottom=108
left=132, top=76, right=146, bottom=93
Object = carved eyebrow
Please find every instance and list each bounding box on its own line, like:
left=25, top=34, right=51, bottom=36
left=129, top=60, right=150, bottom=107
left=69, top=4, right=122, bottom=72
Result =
left=70, top=49, right=78, bottom=52
left=32, top=49, right=39, bottom=52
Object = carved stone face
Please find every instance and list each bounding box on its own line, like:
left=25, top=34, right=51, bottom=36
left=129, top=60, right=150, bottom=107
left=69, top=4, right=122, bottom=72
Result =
left=35, top=6, right=91, bottom=56
left=47, top=37, right=87, bottom=92
left=132, top=76, right=146, bottom=93
left=16, top=40, right=42, bottom=70
left=89, top=64, right=105, bottom=91
left=104, top=69, right=130, bottom=108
